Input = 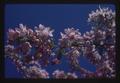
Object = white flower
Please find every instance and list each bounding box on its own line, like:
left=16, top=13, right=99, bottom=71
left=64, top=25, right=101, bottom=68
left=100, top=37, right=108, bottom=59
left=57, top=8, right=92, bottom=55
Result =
left=15, top=28, right=21, bottom=35
left=93, top=51, right=101, bottom=60
left=112, top=21, right=115, bottom=27
left=39, top=24, right=45, bottom=30
left=52, top=70, right=66, bottom=78
left=51, top=52, right=56, bottom=56
left=38, top=69, right=49, bottom=78
left=73, top=50, right=80, bottom=57
left=67, top=72, right=78, bottom=78
left=5, top=45, right=14, bottom=53
left=42, top=28, right=50, bottom=36
left=52, top=70, right=60, bottom=76
left=92, top=45, right=96, bottom=52
left=19, top=24, right=28, bottom=36
left=28, top=29, right=33, bottom=35
left=60, top=32, right=67, bottom=39
left=104, top=60, right=113, bottom=72
left=60, top=28, right=82, bottom=40
left=24, top=42, right=32, bottom=48
left=89, top=14, right=92, bottom=18
left=8, top=29, right=15, bottom=40
left=69, top=32, right=75, bottom=37
left=49, top=30, right=54, bottom=37
left=83, top=33, right=91, bottom=40
left=90, top=30, right=94, bottom=34
left=88, top=6, right=115, bottom=28
left=21, top=66, right=26, bottom=70
left=35, top=24, right=54, bottom=37
left=27, top=66, right=49, bottom=78
left=86, top=31, right=90, bottom=35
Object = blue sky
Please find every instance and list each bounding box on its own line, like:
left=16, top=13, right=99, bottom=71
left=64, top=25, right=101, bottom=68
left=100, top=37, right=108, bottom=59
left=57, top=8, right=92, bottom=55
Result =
left=5, top=4, right=115, bottom=78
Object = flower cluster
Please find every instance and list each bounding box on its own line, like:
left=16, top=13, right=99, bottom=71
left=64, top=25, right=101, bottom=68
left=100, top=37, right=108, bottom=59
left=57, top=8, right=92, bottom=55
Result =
left=5, top=7, right=115, bottom=78
left=88, top=6, right=115, bottom=29
left=34, top=24, right=54, bottom=38
left=82, top=7, right=115, bottom=77
left=52, top=70, right=78, bottom=79
left=59, top=28, right=83, bottom=48
left=24, top=66, right=49, bottom=78
left=60, top=28, right=82, bottom=40
left=5, top=24, right=55, bottom=78
left=56, top=28, right=84, bottom=71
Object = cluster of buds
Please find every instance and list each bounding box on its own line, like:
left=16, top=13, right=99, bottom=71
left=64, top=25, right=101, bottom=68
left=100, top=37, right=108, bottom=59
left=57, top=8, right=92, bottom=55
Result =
left=5, top=6, right=115, bottom=78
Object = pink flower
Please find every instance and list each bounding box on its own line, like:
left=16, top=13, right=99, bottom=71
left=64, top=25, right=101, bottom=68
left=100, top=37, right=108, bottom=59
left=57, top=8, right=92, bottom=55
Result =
left=88, top=6, right=115, bottom=27
left=21, top=42, right=32, bottom=54
left=25, top=66, right=49, bottom=78
left=18, top=24, right=29, bottom=37
left=52, top=70, right=66, bottom=79
left=60, top=28, right=82, bottom=40
left=35, top=24, right=54, bottom=37
left=67, top=72, right=78, bottom=79
left=5, top=6, right=116, bottom=78
left=38, top=69, right=49, bottom=78
left=28, top=28, right=34, bottom=36
left=8, top=29, right=16, bottom=41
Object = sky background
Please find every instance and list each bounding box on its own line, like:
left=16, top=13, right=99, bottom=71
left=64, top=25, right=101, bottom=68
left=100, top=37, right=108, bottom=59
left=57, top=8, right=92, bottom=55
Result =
left=4, top=4, right=115, bottom=78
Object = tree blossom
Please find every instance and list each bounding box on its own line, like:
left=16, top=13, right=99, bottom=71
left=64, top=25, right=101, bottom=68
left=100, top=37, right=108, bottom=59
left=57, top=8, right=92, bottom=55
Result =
left=67, top=72, right=78, bottom=79
left=52, top=70, right=66, bottom=79
left=34, top=24, right=54, bottom=38
left=52, top=70, right=78, bottom=79
left=60, top=28, right=82, bottom=40
left=88, top=6, right=115, bottom=30
left=5, top=6, right=115, bottom=78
